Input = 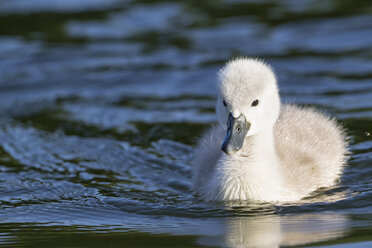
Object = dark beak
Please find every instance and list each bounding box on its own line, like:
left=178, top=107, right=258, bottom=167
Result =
left=221, top=113, right=250, bottom=155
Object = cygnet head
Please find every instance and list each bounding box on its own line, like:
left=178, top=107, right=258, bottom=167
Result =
left=216, top=58, right=281, bottom=155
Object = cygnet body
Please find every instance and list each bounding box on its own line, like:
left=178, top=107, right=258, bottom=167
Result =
left=193, top=58, right=348, bottom=202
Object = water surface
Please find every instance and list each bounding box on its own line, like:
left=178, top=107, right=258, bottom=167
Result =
left=0, top=0, right=372, bottom=247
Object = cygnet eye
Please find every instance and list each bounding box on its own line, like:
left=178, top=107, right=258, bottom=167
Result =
left=223, top=100, right=227, bottom=107
left=251, top=99, right=259, bottom=107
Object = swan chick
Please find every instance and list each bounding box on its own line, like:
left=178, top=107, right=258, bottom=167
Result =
left=193, top=58, right=348, bottom=202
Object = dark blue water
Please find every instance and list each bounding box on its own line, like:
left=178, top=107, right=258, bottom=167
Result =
left=0, top=0, right=371, bottom=247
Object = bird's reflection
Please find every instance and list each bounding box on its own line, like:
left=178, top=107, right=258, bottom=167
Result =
left=198, top=213, right=347, bottom=248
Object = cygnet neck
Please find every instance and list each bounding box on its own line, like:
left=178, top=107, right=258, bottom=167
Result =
left=218, top=126, right=286, bottom=202
left=239, top=127, right=278, bottom=166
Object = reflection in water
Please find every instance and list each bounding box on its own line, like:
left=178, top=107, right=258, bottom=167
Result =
left=199, top=214, right=347, bottom=248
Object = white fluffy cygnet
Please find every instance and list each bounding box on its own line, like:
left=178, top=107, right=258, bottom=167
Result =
left=193, top=58, right=348, bottom=202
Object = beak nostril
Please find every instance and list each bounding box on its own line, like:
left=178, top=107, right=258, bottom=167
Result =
left=221, top=113, right=250, bottom=155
